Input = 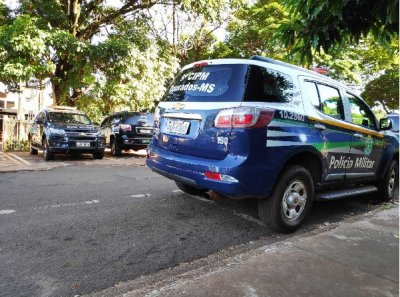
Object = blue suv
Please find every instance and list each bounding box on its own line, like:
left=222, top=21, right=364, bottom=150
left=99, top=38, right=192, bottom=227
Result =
left=146, top=56, right=399, bottom=233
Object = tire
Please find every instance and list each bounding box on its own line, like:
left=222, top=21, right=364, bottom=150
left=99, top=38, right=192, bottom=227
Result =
left=42, top=138, right=54, bottom=161
left=29, top=139, right=38, bottom=155
left=377, top=160, right=398, bottom=202
left=258, top=165, right=314, bottom=233
left=111, top=138, right=122, bottom=156
left=175, top=181, right=207, bottom=196
left=93, top=151, right=104, bottom=159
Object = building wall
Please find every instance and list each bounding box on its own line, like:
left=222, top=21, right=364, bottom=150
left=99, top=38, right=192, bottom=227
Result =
left=0, top=81, right=54, bottom=147
left=0, top=81, right=54, bottom=119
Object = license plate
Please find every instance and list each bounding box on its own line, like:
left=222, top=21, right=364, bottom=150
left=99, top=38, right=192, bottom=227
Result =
left=165, top=120, right=190, bottom=135
left=139, top=129, right=152, bottom=134
left=142, top=139, right=151, bottom=144
left=76, top=142, right=90, bottom=147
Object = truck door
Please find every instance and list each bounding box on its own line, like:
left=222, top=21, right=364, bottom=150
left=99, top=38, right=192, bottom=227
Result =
left=345, top=93, right=384, bottom=179
left=32, top=112, right=45, bottom=146
left=300, top=79, right=353, bottom=182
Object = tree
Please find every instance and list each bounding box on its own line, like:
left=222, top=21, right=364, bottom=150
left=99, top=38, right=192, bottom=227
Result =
left=214, top=0, right=398, bottom=86
left=361, top=69, right=399, bottom=113
left=215, top=0, right=289, bottom=59
left=278, top=0, right=399, bottom=62
left=0, top=0, right=233, bottom=106
left=0, top=15, right=55, bottom=92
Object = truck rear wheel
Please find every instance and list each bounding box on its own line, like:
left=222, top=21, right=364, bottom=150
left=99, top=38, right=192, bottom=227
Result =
left=111, top=138, right=122, bottom=156
left=258, top=165, right=314, bottom=233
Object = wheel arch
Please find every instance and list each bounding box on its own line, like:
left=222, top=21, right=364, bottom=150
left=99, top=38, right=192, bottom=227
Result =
left=275, top=148, right=323, bottom=191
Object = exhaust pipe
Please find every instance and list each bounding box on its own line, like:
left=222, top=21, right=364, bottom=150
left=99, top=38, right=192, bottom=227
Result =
left=206, top=190, right=228, bottom=201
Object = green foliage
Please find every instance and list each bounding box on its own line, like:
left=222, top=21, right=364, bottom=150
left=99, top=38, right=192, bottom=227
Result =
left=215, top=0, right=398, bottom=86
left=361, top=68, right=399, bottom=113
left=0, top=0, right=235, bottom=115
left=0, top=15, right=55, bottom=91
left=215, top=0, right=290, bottom=59
left=5, top=139, right=29, bottom=152
left=278, top=0, right=399, bottom=62
left=76, top=40, right=179, bottom=123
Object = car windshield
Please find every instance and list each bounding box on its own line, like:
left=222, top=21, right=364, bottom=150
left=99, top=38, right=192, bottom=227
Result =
left=48, top=112, right=92, bottom=125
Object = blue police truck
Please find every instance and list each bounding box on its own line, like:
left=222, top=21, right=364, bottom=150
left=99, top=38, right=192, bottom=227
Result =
left=146, top=56, right=399, bottom=233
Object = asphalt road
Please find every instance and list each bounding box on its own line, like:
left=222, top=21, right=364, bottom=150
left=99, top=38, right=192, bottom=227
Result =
left=0, top=165, right=389, bottom=296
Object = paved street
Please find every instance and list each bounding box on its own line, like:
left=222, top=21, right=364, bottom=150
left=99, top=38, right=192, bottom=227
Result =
left=0, top=159, right=396, bottom=296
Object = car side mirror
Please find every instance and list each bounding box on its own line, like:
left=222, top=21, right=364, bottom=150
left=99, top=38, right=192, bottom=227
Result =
left=35, top=119, right=44, bottom=125
left=379, top=118, right=392, bottom=131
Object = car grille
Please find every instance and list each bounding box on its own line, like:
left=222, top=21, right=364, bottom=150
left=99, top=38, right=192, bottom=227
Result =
left=65, top=129, right=98, bottom=140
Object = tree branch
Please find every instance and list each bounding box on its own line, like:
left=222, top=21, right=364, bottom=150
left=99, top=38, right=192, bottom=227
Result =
left=77, top=1, right=161, bottom=40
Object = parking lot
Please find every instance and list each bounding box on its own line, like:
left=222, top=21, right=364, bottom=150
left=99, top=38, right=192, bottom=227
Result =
left=0, top=149, right=147, bottom=172
left=0, top=153, right=397, bottom=296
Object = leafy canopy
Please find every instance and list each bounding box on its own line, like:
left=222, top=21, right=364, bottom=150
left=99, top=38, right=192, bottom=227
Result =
left=361, top=69, right=399, bottom=113
left=278, top=0, right=399, bottom=62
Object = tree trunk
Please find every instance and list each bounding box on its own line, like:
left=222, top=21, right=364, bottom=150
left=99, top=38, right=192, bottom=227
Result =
left=52, top=59, right=74, bottom=106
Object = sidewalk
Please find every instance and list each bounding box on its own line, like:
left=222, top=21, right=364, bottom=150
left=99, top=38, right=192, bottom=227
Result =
left=95, top=206, right=399, bottom=297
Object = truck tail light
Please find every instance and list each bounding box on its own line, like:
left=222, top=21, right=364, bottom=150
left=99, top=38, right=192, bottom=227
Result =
left=119, top=124, right=132, bottom=131
left=205, top=171, right=239, bottom=183
left=214, top=107, right=275, bottom=128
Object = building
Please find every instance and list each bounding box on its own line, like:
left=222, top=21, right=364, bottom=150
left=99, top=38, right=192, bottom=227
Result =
left=0, top=80, right=53, bottom=149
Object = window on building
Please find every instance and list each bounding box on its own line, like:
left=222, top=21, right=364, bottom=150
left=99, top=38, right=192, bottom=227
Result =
left=6, top=101, right=15, bottom=109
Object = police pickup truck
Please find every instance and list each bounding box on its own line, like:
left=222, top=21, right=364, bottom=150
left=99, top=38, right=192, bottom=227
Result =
left=146, top=56, right=399, bottom=233
left=29, top=106, right=105, bottom=160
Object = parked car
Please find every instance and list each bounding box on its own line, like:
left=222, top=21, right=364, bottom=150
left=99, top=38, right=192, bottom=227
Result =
left=100, top=111, right=154, bottom=156
left=387, top=113, right=399, bottom=136
left=146, top=56, right=399, bottom=233
left=28, top=106, right=105, bottom=160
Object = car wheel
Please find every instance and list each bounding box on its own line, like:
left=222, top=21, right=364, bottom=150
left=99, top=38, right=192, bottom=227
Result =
left=377, top=160, right=398, bottom=202
left=29, top=139, right=38, bottom=155
left=42, top=138, right=54, bottom=161
left=258, top=165, right=314, bottom=233
left=111, top=139, right=122, bottom=156
left=175, top=181, right=207, bottom=196
left=93, top=151, right=104, bottom=159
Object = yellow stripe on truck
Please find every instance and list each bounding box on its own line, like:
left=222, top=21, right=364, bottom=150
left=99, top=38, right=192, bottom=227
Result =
left=308, top=116, right=384, bottom=138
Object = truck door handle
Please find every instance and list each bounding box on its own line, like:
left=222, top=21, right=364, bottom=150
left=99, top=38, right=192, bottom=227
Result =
left=354, top=133, right=363, bottom=138
left=314, top=124, right=326, bottom=130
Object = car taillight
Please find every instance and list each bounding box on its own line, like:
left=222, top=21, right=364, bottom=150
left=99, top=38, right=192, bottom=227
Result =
left=205, top=171, right=239, bottom=183
left=214, top=107, right=275, bottom=128
left=119, top=124, right=132, bottom=131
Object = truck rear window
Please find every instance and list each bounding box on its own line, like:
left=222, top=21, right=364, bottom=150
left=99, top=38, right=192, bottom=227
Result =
left=123, top=113, right=154, bottom=125
left=163, top=64, right=293, bottom=103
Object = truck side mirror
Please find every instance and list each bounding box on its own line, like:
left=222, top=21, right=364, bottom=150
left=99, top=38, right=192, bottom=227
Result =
left=379, top=118, right=392, bottom=131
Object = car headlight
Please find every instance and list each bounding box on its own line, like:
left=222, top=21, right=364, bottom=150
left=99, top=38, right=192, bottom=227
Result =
left=97, top=130, right=105, bottom=137
left=48, top=127, right=66, bottom=136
